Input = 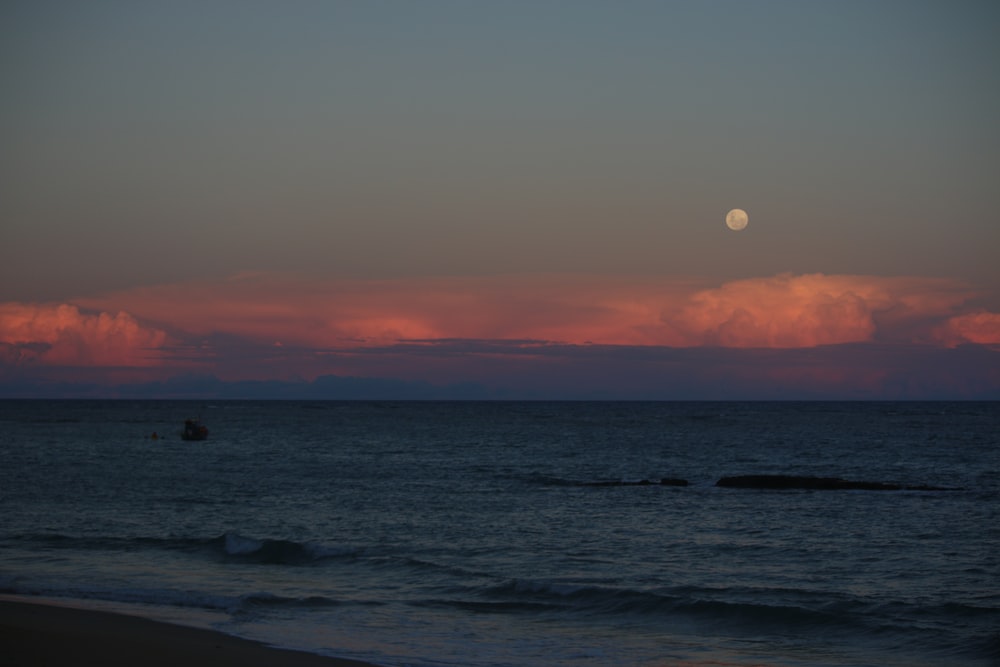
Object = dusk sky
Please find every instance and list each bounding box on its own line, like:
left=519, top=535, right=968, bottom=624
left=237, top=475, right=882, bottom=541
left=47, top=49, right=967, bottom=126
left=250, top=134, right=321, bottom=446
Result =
left=2, top=1, right=999, bottom=399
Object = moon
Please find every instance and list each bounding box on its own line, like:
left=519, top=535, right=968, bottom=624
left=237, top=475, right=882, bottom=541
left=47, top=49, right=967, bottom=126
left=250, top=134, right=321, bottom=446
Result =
left=725, top=208, right=749, bottom=231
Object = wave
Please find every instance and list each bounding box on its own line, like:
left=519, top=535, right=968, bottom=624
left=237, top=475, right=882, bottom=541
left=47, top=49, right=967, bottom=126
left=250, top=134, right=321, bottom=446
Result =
left=438, top=578, right=816, bottom=624
left=238, top=592, right=346, bottom=608
left=0, top=580, right=346, bottom=616
left=4, top=531, right=492, bottom=581
left=219, top=533, right=358, bottom=564
left=4, top=532, right=360, bottom=566
left=486, top=579, right=850, bottom=626
left=426, top=577, right=1000, bottom=646
left=0, top=578, right=257, bottom=613
left=5, top=540, right=996, bottom=664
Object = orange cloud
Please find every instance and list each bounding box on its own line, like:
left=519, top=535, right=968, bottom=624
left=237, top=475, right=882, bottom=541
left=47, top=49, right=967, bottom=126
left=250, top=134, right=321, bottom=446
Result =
left=0, top=302, right=168, bottom=367
left=933, top=311, right=1000, bottom=347
left=77, top=273, right=692, bottom=348
left=662, top=273, right=977, bottom=348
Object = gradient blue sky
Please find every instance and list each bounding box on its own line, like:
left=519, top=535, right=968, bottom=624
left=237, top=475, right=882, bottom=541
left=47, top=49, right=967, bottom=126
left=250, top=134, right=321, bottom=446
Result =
left=2, top=1, right=999, bottom=398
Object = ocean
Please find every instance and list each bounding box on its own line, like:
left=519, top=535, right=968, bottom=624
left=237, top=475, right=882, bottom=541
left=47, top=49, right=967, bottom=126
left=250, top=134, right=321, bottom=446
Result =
left=1, top=400, right=997, bottom=666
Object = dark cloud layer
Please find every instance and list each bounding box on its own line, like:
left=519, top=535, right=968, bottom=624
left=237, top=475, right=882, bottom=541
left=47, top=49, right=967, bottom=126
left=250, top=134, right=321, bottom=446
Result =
left=3, top=339, right=997, bottom=400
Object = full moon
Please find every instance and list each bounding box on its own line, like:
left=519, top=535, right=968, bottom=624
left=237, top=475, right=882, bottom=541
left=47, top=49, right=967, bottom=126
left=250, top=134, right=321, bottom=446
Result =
left=725, top=208, right=749, bottom=231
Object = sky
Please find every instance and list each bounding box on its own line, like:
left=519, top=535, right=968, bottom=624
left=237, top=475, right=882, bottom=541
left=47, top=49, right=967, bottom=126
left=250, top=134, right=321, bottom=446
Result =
left=2, top=1, right=999, bottom=399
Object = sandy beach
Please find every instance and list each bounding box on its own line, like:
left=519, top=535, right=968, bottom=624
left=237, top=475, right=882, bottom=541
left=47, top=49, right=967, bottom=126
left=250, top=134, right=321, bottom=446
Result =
left=0, top=599, right=381, bottom=667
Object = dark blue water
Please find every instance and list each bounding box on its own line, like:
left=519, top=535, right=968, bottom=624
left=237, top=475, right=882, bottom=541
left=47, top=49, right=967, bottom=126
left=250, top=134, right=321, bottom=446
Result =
left=1, top=400, right=998, bottom=666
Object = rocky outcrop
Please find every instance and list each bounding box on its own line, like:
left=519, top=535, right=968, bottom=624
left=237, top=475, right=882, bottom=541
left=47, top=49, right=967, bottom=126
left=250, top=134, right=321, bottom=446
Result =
left=715, top=474, right=960, bottom=491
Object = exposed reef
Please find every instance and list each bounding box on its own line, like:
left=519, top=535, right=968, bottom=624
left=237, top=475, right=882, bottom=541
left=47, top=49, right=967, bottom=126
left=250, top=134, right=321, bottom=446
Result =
left=714, top=474, right=961, bottom=491
left=582, top=478, right=689, bottom=487
left=571, top=474, right=961, bottom=491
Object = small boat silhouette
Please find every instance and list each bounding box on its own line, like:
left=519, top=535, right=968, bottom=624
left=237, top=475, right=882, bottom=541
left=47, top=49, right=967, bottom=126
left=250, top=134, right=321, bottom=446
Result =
left=181, top=419, right=208, bottom=441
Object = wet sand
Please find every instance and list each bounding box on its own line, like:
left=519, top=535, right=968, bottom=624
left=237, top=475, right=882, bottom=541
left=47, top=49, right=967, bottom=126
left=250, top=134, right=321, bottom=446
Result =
left=0, top=598, right=381, bottom=667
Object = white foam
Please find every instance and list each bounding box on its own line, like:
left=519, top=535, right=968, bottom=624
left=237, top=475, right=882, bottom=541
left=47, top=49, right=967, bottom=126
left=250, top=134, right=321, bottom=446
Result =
left=224, top=533, right=263, bottom=555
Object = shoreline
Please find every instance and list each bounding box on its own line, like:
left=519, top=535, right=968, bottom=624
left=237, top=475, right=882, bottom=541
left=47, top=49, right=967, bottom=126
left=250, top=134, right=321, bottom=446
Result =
left=0, top=597, right=383, bottom=667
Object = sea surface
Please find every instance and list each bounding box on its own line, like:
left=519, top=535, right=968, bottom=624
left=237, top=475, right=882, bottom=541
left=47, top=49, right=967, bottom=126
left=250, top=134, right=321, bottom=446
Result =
left=1, top=400, right=998, bottom=667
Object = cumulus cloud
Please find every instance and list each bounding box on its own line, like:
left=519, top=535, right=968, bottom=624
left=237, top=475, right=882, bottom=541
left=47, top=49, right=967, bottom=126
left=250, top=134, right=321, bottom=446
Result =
left=0, top=302, right=169, bottom=366
left=662, top=273, right=979, bottom=348
left=934, top=311, right=1000, bottom=347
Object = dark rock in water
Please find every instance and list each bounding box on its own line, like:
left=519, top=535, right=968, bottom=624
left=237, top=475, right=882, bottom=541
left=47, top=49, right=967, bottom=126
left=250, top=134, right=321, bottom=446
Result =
left=716, top=475, right=884, bottom=490
left=583, top=478, right=689, bottom=487
left=715, top=474, right=960, bottom=491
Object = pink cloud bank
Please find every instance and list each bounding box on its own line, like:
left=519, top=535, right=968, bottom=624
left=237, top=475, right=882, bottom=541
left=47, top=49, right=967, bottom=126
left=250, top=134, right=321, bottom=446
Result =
left=0, top=303, right=168, bottom=367
left=664, top=273, right=990, bottom=347
left=2, top=273, right=997, bottom=388
left=79, top=271, right=996, bottom=348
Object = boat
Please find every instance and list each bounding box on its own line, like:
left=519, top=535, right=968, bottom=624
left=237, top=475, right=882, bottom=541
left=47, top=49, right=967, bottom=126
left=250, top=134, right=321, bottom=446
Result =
left=181, top=419, right=208, bottom=441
